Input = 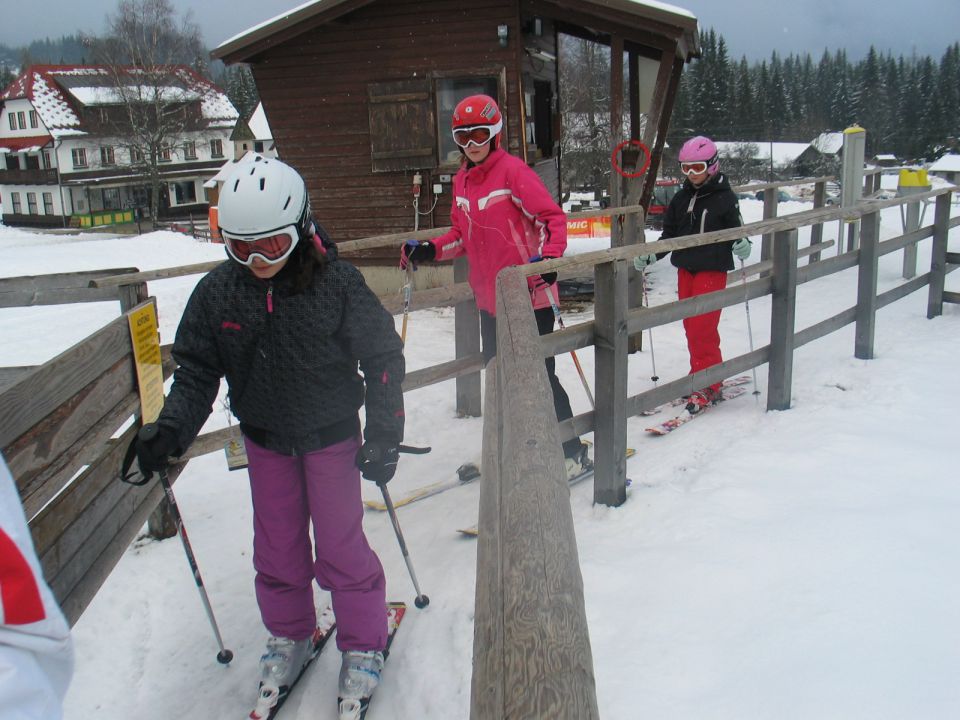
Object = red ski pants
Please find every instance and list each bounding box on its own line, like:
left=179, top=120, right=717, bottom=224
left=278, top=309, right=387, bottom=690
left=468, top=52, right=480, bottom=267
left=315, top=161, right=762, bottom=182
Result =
left=677, top=267, right=728, bottom=392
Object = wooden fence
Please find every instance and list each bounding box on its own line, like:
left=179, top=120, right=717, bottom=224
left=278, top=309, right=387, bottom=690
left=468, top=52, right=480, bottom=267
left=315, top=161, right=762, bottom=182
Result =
left=469, top=184, right=957, bottom=716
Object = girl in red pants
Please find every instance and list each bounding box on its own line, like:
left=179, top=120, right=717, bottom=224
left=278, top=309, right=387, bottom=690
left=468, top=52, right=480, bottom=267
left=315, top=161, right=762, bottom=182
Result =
left=633, top=136, right=751, bottom=413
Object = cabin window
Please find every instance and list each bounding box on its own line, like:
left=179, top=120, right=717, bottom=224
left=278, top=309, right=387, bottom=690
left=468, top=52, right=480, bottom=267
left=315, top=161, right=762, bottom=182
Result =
left=102, top=187, right=121, bottom=210
left=171, top=180, right=197, bottom=205
left=71, top=148, right=87, bottom=168
left=43, top=192, right=54, bottom=214
left=130, top=146, right=144, bottom=163
left=24, top=154, right=40, bottom=170
left=29, top=110, right=38, bottom=128
left=7, top=114, right=14, bottom=130
left=100, top=146, right=116, bottom=166
left=11, top=192, right=22, bottom=214
left=367, top=79, right=436, bottom=173
left=27, top=192, right=38, bottom=214
left=158, top=145, right=172, bottom=162
left=210, top=139, right=223, bottom=158
left=17, top=111, right=26, bottom=129
left=42, top=151, right=52, bottom=169
left=435, top=77, right=499, bottom=166
left=183, top=141, right=197, bottom=160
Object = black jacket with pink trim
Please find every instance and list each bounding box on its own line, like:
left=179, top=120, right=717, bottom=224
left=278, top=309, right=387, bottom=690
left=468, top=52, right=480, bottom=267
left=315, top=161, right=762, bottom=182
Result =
left=158, top=229, right=405, bottom=456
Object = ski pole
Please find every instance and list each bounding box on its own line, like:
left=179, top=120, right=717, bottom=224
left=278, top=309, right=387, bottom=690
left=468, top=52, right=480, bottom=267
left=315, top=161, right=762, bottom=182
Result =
left=400, top=241, right=419, bottom=344
left=362, top=444, right=430, bottom=609
left=138, top=425, right=234, bottom=665
left=738, top=259, right=761, bottom=398
left=639, top=268, right=659, bottom=385
left=542, top=283, right=595, bottom=409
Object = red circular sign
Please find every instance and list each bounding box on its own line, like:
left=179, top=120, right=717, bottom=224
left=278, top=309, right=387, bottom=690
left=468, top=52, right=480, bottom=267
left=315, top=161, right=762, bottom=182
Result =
left=611, top=140, right=651, bottom=179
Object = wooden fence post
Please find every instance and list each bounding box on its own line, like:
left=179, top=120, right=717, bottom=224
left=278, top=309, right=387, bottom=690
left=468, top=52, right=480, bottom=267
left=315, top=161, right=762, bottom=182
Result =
left=470, top=268, right=599, bottom=720
left=760, top=188, right=778, bottom=273
left=809, top=180, right=826, bottom=264
left=926, top=192, right=952, bottom=319
left=454, top=256, right=482, bottom=417
left=119, top=281, right=177, bottom=540
left=854, top=210, right=881, bottom=359
left=901, top=199, right=921, bottom=279
left=767, top=229, right=798, bottom=411
left=592, top=259, right=629, bottom=507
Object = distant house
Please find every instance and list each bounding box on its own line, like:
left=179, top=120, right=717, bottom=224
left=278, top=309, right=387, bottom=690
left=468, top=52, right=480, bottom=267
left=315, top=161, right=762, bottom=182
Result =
left=231, top=102, right=277, bottom=160
left=714, top=140, right=810, bottom=179
left=0, top=64, right=238, bottom=228
left=794, top=131, right=844, bottom=176
left=928, top=153, right=960, bottom=184
left=211, top=0, right=701, bottom=252
left=872, top=153, right=899, bottom=167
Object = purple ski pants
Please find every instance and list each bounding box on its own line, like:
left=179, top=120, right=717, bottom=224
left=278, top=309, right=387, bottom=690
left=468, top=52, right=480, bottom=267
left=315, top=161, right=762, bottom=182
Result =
left=244, top=434, right=387, bottom=651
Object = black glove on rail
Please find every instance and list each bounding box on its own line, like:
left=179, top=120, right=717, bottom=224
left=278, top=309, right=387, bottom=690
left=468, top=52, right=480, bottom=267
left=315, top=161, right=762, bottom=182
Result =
left=135, top=422, right=179, bottom=478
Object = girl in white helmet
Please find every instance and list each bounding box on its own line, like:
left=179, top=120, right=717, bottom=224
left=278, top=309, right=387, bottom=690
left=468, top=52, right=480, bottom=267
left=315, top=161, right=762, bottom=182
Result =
left=132, top=156, right=404, bottom=718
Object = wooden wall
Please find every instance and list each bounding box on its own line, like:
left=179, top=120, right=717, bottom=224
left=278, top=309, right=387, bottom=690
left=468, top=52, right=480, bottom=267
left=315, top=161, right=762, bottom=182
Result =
left=250, top=0, right=525, bottom=247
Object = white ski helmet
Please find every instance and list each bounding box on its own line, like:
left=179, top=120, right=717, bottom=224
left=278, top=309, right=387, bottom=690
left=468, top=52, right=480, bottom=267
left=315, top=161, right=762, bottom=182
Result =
left=218, top=155, right=312, bottom=263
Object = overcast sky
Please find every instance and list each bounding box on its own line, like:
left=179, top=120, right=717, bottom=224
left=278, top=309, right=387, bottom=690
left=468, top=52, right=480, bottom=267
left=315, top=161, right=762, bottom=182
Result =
left=3, top=0, right=958, bottom=62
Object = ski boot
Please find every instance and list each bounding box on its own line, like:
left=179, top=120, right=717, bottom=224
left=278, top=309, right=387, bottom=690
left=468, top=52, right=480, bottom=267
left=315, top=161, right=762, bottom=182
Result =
left=564, top=442, right=593, bottom=481
left=685, top=387, right=721, bottom=415
left=338, top=650, right=384, bottom=719
left=248, top=630, right=321, bottom=719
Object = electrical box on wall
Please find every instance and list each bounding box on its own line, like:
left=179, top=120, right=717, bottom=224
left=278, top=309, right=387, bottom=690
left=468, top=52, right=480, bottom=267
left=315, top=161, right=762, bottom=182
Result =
left=439, top=174, right=452, bottom=183
left=432, top=184, right=443, bottom=195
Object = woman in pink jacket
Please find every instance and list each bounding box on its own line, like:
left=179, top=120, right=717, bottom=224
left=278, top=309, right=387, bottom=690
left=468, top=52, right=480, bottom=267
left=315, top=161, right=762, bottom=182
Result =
left=401, top=94, right=590, bottom=477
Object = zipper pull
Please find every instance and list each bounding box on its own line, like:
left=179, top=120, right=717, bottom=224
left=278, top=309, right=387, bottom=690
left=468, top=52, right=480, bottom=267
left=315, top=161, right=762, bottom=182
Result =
left=266, top=284, right=274, bottom=314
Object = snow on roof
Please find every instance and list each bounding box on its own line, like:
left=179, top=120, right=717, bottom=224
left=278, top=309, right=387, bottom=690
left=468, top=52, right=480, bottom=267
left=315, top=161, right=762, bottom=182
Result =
left=1, top=64, right=238, bottom=137
left=810, top=132, right=844, bottom=155
left=928, top=153, right=960, bottom=172
left=247, top=102, right=272, bottom=140
left=715, top=140, right=810, bottom=166
left=67, top=86, right=201, bottom=106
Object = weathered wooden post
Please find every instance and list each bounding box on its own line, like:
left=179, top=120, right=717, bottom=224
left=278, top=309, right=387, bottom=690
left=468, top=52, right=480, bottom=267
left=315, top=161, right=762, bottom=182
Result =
left=854, top=210, right=881, bottom=359
left=454, top=256, right=481, bottom=417
left=767, top=229, right=798, bottom=411
left=592, top=258, right=629, bottom=507
left=119, top=281, right=177, bottom=540
left=759, top=187, right=778, bottom=274
left=926, top=191, right=953, bottom=319
left=809, top=179, right=826, bottom=263
left=470, top=267, right=599, bottom=720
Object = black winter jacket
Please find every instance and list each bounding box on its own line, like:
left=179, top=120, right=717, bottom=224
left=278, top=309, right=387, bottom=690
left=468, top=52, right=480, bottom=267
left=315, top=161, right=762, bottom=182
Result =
left=659, top=172, right=744, bottom=273
left=158, top=234, right=405, bottom=456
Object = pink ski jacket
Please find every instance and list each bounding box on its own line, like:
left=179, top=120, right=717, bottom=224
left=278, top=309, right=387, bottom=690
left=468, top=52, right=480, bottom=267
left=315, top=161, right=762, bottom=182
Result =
left=432, top=148, right=568, bottom=315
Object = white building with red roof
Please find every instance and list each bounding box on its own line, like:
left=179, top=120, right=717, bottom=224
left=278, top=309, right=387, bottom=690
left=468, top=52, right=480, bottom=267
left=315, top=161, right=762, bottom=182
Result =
left=0, top=64, right=238, bottom=228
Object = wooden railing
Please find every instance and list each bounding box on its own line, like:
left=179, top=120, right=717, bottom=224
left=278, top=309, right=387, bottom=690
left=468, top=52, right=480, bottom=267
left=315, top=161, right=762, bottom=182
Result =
left=468, top=185, right=957, bottom=716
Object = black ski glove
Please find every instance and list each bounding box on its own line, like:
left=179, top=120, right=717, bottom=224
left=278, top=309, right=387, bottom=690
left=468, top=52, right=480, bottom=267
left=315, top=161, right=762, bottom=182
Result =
left=355, top=439, right=400, bottom=484
left=530, top=254, right=558, bottom=287
left=135, top=423, right=180, bottom=477
left=399, top=240, right=436, bottom=270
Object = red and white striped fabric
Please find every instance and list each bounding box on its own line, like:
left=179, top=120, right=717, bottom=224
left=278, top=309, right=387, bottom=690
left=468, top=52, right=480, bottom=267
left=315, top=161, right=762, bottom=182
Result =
left=0, top=454, right=73, bottom=719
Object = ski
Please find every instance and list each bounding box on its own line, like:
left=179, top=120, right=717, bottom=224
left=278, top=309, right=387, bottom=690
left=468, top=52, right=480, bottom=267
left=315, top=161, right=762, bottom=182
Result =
left=337, top=602, right=406, bottom=720
left=645, top=385, right=749, bottom=436
left=248, top=605, right=337, bottom=720
left=457, top=447, right=635, bottom=537
left=639, top=375, right=753, bottom=416
left=363, top=463, right=481, bottom=511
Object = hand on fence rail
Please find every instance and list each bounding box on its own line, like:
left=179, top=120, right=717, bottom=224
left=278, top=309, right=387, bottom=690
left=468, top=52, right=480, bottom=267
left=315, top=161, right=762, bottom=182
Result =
left=120, top=422, right=180, bottom=484
left=633, top=253, right=658, bottom=270
left=732, top=238, right=752, bottom=260
left=400, top=239, right=435, bottom=270
left=528, top=254, right=558, bottom=287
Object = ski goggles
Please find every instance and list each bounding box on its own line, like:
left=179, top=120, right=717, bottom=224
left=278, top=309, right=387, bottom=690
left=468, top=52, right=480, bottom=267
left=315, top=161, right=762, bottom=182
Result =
left=679, top=161, right=709, bottom=176
left=452, top=120, right=502, bottom=148
left=222, top=225, right=299, bottom=266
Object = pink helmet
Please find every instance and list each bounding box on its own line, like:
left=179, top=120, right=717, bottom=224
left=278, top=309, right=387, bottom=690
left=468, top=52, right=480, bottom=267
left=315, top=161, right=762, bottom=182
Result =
left=678, top=135, right=719, bottom=175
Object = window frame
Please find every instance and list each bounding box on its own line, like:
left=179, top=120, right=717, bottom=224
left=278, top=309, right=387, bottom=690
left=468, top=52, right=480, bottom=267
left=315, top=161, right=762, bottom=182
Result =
left=8, top=114, right=15, bottom=131
left=71, top=148, right=88, bottom=168
left=158, top=145, right=172, bottom=163
left=209, top=138, right=223, bottom=158
left=29, top=110, right=38, bottom=128
left=42, top=192, right=54, bottom=214
left=17, top=111, right=25, bottom=129
left=183, top=141, right=197, bottom=160
left=433, top=71, right=506, bottom=170
left=26, top=192, right=38, bottom=215
left=100, top=145, right=116, bottom=166
left=11, top=192, right=22, bottom=214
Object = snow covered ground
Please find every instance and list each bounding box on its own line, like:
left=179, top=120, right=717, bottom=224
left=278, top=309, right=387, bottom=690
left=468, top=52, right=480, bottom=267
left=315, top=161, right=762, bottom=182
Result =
left=2, top=195, right=959, bottom=719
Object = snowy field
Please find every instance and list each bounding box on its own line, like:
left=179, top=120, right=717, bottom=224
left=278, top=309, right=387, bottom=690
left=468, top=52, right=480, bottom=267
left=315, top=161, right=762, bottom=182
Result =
left=2, top=195, right=959, bottom=719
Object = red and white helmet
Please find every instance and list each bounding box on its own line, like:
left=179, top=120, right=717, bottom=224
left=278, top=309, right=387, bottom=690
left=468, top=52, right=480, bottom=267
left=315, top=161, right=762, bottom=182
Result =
left=678, top=135, right=719, bottom=175
left=451, top=94, right=503, bottom=149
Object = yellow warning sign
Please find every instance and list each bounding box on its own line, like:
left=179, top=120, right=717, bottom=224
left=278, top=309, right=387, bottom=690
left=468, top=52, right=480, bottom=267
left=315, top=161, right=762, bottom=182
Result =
left=126, top=300, right=164, bottom=424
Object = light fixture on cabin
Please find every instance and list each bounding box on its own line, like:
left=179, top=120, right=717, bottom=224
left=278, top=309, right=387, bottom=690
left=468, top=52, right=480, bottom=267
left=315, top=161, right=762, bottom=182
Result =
left=524, top=47, right=556, bottom=63
left=533, top=17, right=543, bottom=36
left=497, top=24, right=509, bottom=48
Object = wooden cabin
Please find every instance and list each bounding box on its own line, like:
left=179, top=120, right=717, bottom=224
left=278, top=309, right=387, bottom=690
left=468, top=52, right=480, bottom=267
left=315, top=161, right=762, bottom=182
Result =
left=212, top=0, right=700, bottom=260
